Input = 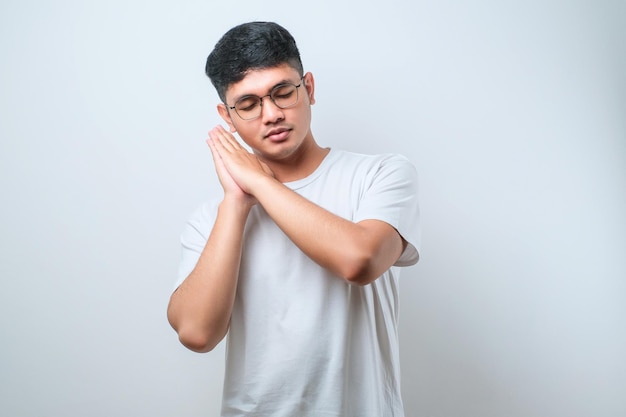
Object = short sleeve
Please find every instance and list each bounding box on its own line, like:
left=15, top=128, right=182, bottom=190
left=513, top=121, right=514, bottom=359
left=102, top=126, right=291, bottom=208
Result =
left=353, top=154, right=420, bottom=266
left=173, top=201, right=218, bottom=291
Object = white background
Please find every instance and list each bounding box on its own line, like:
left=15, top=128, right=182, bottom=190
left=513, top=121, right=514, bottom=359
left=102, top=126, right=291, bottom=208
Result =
left=1, top=1, right=624, bottom=416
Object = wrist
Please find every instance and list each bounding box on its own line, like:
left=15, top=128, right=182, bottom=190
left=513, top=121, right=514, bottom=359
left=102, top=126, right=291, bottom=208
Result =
left=219, top=197, right=254, bottom=217
left=248, top=173, right=278, bottom=198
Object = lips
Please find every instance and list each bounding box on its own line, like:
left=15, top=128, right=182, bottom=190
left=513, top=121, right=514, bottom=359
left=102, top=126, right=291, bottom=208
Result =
left=264, top=127, right=291, bottom=142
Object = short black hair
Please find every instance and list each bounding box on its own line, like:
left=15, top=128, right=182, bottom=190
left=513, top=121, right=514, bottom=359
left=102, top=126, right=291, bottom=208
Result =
left=205, top=22, right=304, bottom=102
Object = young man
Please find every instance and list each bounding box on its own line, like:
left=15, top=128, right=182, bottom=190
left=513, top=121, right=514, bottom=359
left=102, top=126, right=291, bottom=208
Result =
left=167, top=22, right=420, bottom=417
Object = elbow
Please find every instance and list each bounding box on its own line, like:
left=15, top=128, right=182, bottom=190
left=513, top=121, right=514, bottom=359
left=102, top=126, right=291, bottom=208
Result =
left=337, top=224, right=405, bottom=285
left=338, top=238, right=399, bottom=285
left=175, top=325, right=224, bottom=353
left=172, top=318, right=226, bottom=353
left=344, top=271, right=377, bottom=287
left=340, top=255, right=379, bottom=286
left=167, top=304, right=225, bottom=353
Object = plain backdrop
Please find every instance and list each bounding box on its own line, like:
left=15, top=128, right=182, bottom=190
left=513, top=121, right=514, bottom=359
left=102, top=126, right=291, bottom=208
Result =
left=1, top=1, right=624, bottom=416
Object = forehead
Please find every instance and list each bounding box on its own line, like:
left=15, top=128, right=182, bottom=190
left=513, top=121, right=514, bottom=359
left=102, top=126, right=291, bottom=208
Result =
left=226, top=64, right=301, bottom=101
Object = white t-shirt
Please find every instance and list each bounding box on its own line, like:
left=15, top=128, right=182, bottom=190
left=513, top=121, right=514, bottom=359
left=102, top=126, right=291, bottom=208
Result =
left=176, top=149, right=420, bottom=417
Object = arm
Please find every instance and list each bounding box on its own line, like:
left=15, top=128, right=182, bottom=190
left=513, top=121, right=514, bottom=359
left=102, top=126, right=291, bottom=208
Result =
left=209, top=127, right=406, bottom=285
left=254, top=177, right=406, bottom=285
left=167, top=200, right=249, bottom=352
left=167, top=137, right=259, bottom=352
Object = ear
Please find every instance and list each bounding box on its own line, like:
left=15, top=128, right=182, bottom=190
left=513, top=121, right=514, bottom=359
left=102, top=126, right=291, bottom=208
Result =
left=303, top=72, right=315, bottom=105
left=217, top=103, right=237, bottom=132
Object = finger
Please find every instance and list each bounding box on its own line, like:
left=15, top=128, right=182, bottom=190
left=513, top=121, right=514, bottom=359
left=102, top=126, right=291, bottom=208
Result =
left=206, top=137, right=224, bottom=167
left=208, top=128, right=234, bottom=154
left=213, top=125, right=243, bottom=151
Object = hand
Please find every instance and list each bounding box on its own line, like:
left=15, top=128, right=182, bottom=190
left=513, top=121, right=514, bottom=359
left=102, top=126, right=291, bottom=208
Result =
left=207, top=128, right=256, bottom=207
left=207, top=125, right=274, bottom=196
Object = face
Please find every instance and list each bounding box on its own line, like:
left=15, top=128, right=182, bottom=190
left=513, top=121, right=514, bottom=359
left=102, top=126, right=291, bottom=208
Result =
left=217, top=63, right=316, bottom=163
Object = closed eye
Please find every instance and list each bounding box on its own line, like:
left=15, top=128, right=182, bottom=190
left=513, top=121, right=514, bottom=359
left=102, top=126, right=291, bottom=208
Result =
left=235, top=96, right=259, bottom=111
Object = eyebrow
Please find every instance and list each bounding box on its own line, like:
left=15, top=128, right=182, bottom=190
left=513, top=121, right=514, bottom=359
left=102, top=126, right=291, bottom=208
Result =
left=231, top=78, right=300, bottom=103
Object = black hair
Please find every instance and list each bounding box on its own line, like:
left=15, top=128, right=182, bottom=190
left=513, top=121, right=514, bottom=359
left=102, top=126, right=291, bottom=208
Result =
left=205, top=22, right=304, bottom=102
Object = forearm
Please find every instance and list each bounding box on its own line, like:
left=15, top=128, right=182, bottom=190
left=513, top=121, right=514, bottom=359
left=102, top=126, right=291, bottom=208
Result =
left=252, top=176, right=403, bottom=284
left=167, top=199, right=250, bottom=352
left=205, top=126, right=404, bottom=284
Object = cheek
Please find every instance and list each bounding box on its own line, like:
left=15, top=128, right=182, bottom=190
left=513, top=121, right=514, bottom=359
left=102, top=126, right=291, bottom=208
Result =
left=298, top=106, right=312, bottom=126
left=233, top=125, right=259, bottom=144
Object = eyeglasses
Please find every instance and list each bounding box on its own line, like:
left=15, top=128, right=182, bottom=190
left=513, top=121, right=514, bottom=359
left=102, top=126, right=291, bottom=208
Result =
left=228, top=79, right=303, bottom=120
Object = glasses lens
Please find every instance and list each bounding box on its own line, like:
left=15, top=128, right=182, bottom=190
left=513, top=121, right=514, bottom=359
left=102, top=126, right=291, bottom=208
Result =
left=271, top=84, right=298, bottom=109
left=234, top=96, right=262, bottom=120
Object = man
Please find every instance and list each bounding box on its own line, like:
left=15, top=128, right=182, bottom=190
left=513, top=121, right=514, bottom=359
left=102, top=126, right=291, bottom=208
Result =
left=167, top=21, right=420, bottom=417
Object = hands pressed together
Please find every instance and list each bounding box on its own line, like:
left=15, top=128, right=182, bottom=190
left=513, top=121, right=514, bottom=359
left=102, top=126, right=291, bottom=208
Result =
left=206, top=125, right=274, bottom=205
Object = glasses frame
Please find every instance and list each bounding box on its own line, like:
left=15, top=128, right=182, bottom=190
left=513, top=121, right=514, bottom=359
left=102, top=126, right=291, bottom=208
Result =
left=227, top=77, right=304, bottom=121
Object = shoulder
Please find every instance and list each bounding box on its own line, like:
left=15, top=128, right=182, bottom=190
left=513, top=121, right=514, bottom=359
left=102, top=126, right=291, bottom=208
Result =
left=329, top=149, right=414, bottom=170
left=330, top=149, right=417, bottom=182
left=332, top=149, right=414, bottom=166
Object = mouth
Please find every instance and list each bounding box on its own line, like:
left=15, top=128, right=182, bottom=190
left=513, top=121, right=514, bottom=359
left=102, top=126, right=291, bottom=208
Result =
left=264, top=127, right=291, bottom=142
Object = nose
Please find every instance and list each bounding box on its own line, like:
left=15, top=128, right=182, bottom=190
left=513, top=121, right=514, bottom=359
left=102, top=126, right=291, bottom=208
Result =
left=259, top=96, right=284, bottom=123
